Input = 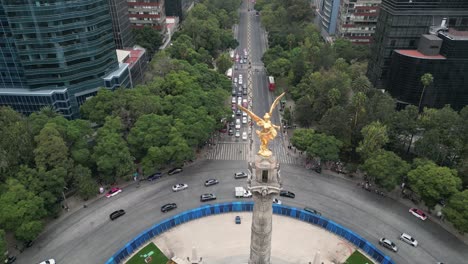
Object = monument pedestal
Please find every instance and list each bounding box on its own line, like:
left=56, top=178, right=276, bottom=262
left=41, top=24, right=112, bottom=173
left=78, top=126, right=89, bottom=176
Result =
left=248, top=154, right=281, bottom=264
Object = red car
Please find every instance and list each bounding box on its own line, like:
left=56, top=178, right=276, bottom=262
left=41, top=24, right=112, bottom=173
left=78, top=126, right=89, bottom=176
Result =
left=105, top=187, right=122, bottom=198
left=409, top=208, right=427, bottom=221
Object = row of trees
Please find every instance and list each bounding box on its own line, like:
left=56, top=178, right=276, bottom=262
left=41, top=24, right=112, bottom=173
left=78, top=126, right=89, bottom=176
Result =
left=258, top=0, right=468, bottom=232
left=0, top=0, right=239, bottom=253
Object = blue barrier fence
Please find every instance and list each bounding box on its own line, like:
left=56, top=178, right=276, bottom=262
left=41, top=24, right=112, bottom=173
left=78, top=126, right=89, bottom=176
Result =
left=106, top=202, right=394, bottom=264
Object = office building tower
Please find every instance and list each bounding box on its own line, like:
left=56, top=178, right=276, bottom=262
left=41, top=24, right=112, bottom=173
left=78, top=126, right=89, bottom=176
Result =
left=367, top=0, right=468, bottom=89
left=128, top=0, right=166, bottom=31
left=165, top=0, right=193, bottom=21
left=108, top=0, right=135, bottom=49
left=317, top=0, right=341, bottom=39
left=0, top=0, right=130, bottom=118
left=387, top=28, right=468, bottom=111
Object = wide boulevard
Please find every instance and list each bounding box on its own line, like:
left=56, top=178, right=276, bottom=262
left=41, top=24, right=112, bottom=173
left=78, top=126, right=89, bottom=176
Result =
left=17, top=1, right=468, bottom=264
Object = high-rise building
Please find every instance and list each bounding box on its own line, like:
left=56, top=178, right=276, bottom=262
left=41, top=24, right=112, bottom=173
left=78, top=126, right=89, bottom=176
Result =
left=367, top=0, right=468, bottom=89
left=337, top=0, right=381, bottom=44
left=387, top=28, right=468, bottom=111
left=317, top=0, right=341, bottom=39
left=108, top=0, right=135, bottom=49
left=165, top=0, right=194, bottom=21
left=128, top=0, right=166, bottom=31
left=0, top=0, right=130, bottom=118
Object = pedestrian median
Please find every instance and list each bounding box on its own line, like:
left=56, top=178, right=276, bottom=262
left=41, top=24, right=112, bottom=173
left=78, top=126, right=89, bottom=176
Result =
left=105, top=202, right=394, bottom=264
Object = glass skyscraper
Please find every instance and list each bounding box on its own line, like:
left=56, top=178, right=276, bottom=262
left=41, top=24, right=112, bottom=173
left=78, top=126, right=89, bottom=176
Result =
left=0, top=0, right=120, bottom=118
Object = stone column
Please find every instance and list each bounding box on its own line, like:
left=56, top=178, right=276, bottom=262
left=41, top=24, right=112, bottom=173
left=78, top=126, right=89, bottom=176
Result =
left=248, top=155, right=281, bottom=264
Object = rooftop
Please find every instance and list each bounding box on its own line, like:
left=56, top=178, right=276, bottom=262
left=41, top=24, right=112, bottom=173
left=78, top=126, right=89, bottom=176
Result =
left=395, top=49, right=446, bottom=60
left=439, top=28, right=468, bottom=41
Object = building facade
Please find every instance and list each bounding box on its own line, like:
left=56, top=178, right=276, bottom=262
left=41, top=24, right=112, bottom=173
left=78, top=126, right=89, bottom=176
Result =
left=388, top=30, right=468, bottom=111
left=317, top=0, right=341, bottom=38
left=0, top=0, right=125, bottom=118
left=367, top=0, right=468, bottom=89
left=128, top=0, right=166, bottom=31
left=337, top=0, right=381, bottom=44
left=108, top=0, right=135, bottom=49
left=165, top=0, right=193, bottom=21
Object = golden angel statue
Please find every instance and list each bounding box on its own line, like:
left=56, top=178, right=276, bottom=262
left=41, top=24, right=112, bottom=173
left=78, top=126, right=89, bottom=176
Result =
left=237, top=92, right=286, bottom=157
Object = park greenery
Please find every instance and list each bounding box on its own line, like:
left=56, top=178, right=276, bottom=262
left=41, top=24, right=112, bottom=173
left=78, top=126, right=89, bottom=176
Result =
left=259, top=0, right=468, bottom=232
left=0, top=0, right=238, bottom=253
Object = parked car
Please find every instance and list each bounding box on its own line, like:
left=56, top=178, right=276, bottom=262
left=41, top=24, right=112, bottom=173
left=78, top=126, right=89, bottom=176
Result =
left=242, top=116, right=247, bottom=124
left=38, top=260, right=55, bottom=264
left=232, top=88, right=236, bottom=95
left=272, top=198, right=282, bottom=205
left=172, top=183, right=188, bottom=192
left=242, top=132, right=247, bottom=141
left=235, top=119, right=241, bottom=129
left=236, top=109, right=242, bottom=116
left=235, top=130, right=240, bottom=138
left=5, top=256, right=16, bottom=264
left=204, top=179, right=219, bottom=187
left=109, top=209, right=126, bottom=220
left=147, top=172, right=162, bottom=181
left=280, top=190, right=295, bottom=199
left=105, top=187, right=122, bottom=198
left=161, top=203, right=177, bottom=213
left=399, top=233, right=418, bottom=247
left=304, top=207, right=321, bottom=216
left=237, top=90, right=242, bottom=97
left=409, top=208, right=428, bottom=220
left=234, top=77, right=238, bottom=84
left=237, top=96, right=242, bottom=106
left=200, top=193, right=217, bottom=202
left=168, top=167, right=183, bottom=175
left=242, top=98, right=248, bottom=107
left=235, top=215, right=241, bottom=224
left=243, top=88, right=247, bottom=95
left=228, top=129, right=234, bottom=136
left=239, top=78, right=243, bottom=85
left=231, top=96, right=236, bottom=103
left=234, top=172, right=248, bottom=179
left=379, top=238, right=398, bottom=252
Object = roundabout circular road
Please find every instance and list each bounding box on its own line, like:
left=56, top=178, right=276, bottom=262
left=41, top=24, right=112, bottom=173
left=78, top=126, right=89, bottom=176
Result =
left=17, top=160, right=468, bottom=264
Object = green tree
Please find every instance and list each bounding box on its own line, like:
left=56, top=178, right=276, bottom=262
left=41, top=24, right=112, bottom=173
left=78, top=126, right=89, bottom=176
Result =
left=351, top=92, right=367, bottom=128
left=357, top=121, right=389, bottom=160
left=319, top=106, right=353, bottom=148
left=443, top=190, right=468, bottom=233
left=0, top=179, right=46, bottom=241
left=133, top=26, right=163, bottom=55
left=34, top=122, right=70, bottom=171
left=388, top=105, right=419, bottom=152
left=408, top=162, right=461, bottom=209
left=74, top=165, right=97, bottom=200
left=290, top=128, right=315, bottom=151
left=361, top=150, right=410, bottom=191
left=92, top=117, right=134, bottom=183
left=306, top=133, right=343, bottom=162
left=418, top=73, right=433, bottom=112
left=215, top=53, right=232, bottom=74
left=0, top=229, right=6, bottom=263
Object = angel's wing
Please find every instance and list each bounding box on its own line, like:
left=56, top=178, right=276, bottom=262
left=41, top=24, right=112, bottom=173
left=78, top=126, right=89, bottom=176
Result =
left=268, top=92, right=286, bottom=116
left=237, top=104, right=262, bottom=123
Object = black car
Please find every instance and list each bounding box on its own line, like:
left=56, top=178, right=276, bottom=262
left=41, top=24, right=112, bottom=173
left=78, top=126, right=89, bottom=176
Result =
left=161, top=203, right=177, bottom=213
left=5, top=256, right=16, bottom=264
left=304, top=207, right=321, bottom=216
left=109, top=209, right=126, bottom=220
left=231, top=88, right=236, bottom=95
left=237, top=91, right=242, bottom=97
left=147, top=172, right=162, bottom=181
left=168, top=167, right=183, bottom=175
left=243, top=88, right=247, bottom=95
left=236, top=109, right=242, bottom=116
left=280, top=190, right=295, bottom=198
left=228, top=129, right=234, bottom=136
left=204, top=179, right=219, bottom=187
left=200, top=193, right=217, bottom=202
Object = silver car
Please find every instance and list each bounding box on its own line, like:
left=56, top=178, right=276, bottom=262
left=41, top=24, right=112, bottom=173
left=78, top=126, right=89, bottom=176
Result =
left=399, top=233, right=418, bottom=247
left=379, top=237, right=398, bottom=252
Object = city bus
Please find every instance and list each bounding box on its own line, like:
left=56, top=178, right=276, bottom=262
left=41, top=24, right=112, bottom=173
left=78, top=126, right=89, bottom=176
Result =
left=268, top=76, right=275, bottom=91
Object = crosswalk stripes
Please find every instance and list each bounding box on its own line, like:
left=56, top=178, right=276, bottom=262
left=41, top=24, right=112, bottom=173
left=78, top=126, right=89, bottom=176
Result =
left=205, top=141, right=301, bottom=165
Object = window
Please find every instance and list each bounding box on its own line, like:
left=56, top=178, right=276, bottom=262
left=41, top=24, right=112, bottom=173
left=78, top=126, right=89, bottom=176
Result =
left=390, top=40, right=396, bottom=47
left=262, top=170, right=268, bottom=183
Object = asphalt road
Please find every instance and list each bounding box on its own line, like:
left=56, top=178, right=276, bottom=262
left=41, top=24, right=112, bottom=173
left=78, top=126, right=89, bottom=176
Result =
left=17, top=1, right=468, bottom=264
left=18, top=161, right=468, bottom=264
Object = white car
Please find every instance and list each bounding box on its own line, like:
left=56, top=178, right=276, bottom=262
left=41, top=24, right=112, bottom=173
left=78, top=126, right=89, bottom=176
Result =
left=242, top=131, right=247, bottom=140
left=235, top=119, right=241, bottom=129
left=399, top=233, right=418, bottom=247
left=172, top=183, right=188, bottom=192
left=235, top=130, right=240, bottom=138
left=273, top=198, right=282, bottom=205
left=237, top=96, right=242, bottom=106
left=242, top=111, right=247, bottom=117
left=39, top=260, right=55, bottom=264
left=242, top=116, right=247, bottom=124
left=234, top=77, right=238, bottom=84
left=239, top=78, right=243, bottom=85
left=231, top=97, right=236, bottom=103
left=239, top=74, right=243, bottom=80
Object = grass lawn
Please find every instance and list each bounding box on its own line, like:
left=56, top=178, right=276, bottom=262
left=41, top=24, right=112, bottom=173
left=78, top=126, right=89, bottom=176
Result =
left=345, top=250, right=374, bottom=264
left=126, top=242, right=168, bottom=264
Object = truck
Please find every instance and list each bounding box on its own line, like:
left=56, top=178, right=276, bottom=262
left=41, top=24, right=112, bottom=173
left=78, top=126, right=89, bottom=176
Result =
left=235, top=187, right=252, bottom=198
